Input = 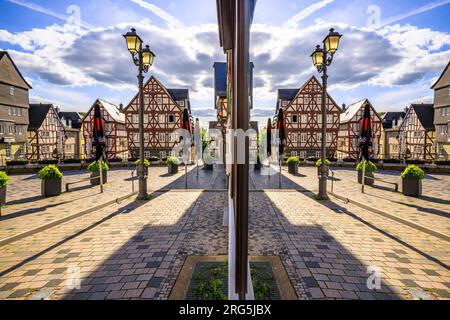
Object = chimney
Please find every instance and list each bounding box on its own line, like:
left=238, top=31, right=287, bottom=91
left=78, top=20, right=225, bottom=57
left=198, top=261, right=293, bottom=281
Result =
left=119, top=103, right=124, bottom=111
left=342, top=103, right=346, bottom=111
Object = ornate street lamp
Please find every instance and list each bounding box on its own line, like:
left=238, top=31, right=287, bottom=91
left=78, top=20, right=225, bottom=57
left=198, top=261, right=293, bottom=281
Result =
left=310, top=28, right=342, bottom=200
left=124, top=28, right=156, bottom=200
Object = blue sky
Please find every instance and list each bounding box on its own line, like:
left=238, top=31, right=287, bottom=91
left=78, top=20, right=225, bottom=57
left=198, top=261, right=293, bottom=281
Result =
left=1, top=0, right=449, bottom=126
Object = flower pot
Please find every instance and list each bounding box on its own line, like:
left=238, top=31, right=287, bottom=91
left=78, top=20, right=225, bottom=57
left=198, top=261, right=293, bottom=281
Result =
left=41, top=179, right=62, bottom=197
left=168, top=164, right=179, bottom=174
left=358, top=171, right=374, bottom=186
left=91, top=171, right=108, bottom=186
left=288, top=163, right=298, bottom=174
left=402, top=179, right=422, bottom=197
left=0, top=187, right=6, bottom=206
left=317, top=166, right=330, bottom=177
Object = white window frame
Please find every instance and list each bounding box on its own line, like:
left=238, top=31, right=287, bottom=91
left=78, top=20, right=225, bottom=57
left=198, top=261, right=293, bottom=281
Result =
left=160, top=151, right=167, bottom=159
left=5, top=145, right=11, bottom=159
left=10, top=86, right=15, bottom=96
left=158, top=114, right=166, bottom=124
left=301, top=133, right=308, bottom=143
left=159, top=133, right=166, bottom=143
left=291, top=151, right=298, bottom=157
left=300, top=151, right=307, bottom=159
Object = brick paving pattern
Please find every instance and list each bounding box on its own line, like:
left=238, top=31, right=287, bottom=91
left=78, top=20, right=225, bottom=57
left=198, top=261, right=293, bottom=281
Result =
left=0, top=165, right=448, bottom=300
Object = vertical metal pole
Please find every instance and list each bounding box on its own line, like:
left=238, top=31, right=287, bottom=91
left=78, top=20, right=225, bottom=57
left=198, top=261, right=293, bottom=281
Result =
left=138, top=44, right=148, bottom=200
left=279, top=158, right=282, bottom=189
left=99, top=156, right=104, bottom=193
left=185, top=164, right=188, bottom=189
left=362, top=157, right=366, bottom=194
left=318, top=50, right=329, bottom=200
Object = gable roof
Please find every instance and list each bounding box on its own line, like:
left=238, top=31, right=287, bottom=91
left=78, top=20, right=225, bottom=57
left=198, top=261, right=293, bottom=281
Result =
left=340, top=99, right=368, bottom=124
left=382, top=112, right=406, bottom=129
left=97, top=99, right=125, bottom=123
left=411, top=103, right=435, bottom=130
left=28, top=104, right=53, bottom=130
left=167, top=89, right=191, bottom=111
left=59, top=112, right=83, bottom=129
left=276, top=76, right=341, bottom=114
left=431, top=60, right=450, bottom=90
left=0, top=51, right=32, bottom=89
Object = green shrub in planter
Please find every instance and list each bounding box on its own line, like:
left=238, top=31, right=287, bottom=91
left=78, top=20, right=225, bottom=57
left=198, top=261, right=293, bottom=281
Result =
left=287, top=157, right=300, bottom=174
left=166, top=156, right=180, bottom=174
left=87, top=161, right=109, bottom=185
left=316, top=159, right=331, bottom=176
left=135, top=159, right=150, bottom=167
left=39, top=165, right=63, bottom=197
left=0, top=171, right=9, bottom=206
left=401, top=165, right=424, bottom=197
left=356, top=161, right=377, bottom=185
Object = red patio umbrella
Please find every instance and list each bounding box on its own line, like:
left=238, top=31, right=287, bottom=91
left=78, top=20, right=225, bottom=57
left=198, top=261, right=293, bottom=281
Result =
left=276, top=109, right=286, bottom=188
left=92, top=103, right=106, bottom=193
left=359, top=103, right=373, bottom=193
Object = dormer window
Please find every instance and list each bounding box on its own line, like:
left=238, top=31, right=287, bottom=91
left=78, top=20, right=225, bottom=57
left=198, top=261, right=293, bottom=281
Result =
left=10, top=87, right=14, bottom=96
left=179, top=101, right=185, bottom=107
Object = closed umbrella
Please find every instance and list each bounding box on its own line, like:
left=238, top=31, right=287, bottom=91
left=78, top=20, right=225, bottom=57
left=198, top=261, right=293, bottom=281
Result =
left=359, top=103, right=373, bottom=193
left=194, top=118, right=202, bottom=178
left=93, top=103, right=106, bottom=193
left=276, top=109, right=286, bottom=188
left=266, top=118, right=272, bottom=157
left=181, top=108, right=191, bottom=189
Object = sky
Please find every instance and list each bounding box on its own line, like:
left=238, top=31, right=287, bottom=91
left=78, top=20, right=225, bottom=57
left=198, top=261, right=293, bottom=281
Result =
left=1, top=0, right=449, bottom=128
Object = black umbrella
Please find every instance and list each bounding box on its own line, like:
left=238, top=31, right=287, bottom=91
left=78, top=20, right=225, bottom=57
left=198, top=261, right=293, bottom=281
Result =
left=181, top=108, right=191, bottom=188
left=93, top=103, right=106, bottom=161
left=276, top=109, right=286, bottom=156
left=266, top=118, right=272, bottom=157
left=359, top=103, right=373, bottom=161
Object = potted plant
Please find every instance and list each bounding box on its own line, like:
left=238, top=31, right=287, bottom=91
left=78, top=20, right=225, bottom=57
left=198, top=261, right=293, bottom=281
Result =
left=166, top=156, right=180, bottom=174
left=401, top=165, right=424, bottom=197
left=287, top=157, right=300, bottom=174
left=135, top=159, right=150, bottom=176
left=39, top=165, right=63, bottom=197
left=88, top=161, right=109, bottom=186
left=316, top=159, right=331, bottom=177
left=0, top=171, right=9, bottom=206
left=356, top=160, right=377, bottom=186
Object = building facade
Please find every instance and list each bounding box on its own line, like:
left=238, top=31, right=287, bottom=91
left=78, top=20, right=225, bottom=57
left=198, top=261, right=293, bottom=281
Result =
left=432, top=61, right=450, bottom=160
left=337, top=99, right=383, bottom=160
left=124, top=76, right=191, bottom=160
left=27, top=104, right=65, bottom=161
left=399, top=104, right=436, bottom=161
left=0, top=51, right=31, bottom=164
left=59, top=112, right=84, bottom=160
left=82, top=99, right=127, bottom=160
left=276, top=76, right=342, bottom=159
left=381, top=112, right=405, bottom=160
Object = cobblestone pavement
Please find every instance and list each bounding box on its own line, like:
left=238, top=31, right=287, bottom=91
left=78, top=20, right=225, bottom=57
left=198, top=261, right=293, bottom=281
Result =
left=0, top=167, right=194, bottom=240
left=281, top=166, right=450, bottom=236
left=0, top=165, right=448, bottom=300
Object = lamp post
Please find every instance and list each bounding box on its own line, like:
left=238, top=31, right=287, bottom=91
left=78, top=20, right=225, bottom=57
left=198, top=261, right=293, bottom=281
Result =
left=311, top=28, right=342, bottom=200
left=124, top=28, right=155, bottom=200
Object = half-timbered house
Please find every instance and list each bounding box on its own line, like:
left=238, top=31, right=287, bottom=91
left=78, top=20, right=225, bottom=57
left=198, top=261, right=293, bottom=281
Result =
left=27, top=104, right=65, bottom=161
left=59, top=111, right=84, bottom=160
left=124, top=76, right=191, bottom=160
left=337, top=99, right=382, bottom=160
left=82, top=99, right=127, bottom=160
left=381, top=112, right=405, bottom=160
left=399, top=104, right=436, bottom=161
left=275, top=76, right=342, bottom=159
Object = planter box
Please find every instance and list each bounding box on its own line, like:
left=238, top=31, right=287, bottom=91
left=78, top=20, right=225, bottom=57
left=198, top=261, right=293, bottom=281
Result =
left=0, top=187, right=6, bottom=206
left=90, top=171, right=108, bottom=186
left=288, top=163, right=298, bottom=174
left=317, top=166, right=330, bottom=177
left=168, top=164, right=179, bottom=174
left=358, top=171, right=374, bottom=186
left=402, top=179, right=422, bottom=197
left=41, top=179, right=62, bottom=197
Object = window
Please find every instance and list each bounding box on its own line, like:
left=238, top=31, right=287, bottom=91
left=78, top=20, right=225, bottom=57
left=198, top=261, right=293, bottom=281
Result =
left=414, top=146, right=422, bottom=153
left=169, top=132, right=177, bottom=142
left=179, top=101, right=185, bottom=107
left=144, top=133, right=150, bottom=142
left=414, top=131, right=422, bottom=138
left=316, top=151, right=321, bottom=158
left=10, top=86, right=14, bottom=96
left=326, top=133, right=333, bottom=143
left=132, top=114, right=139, bottom=124
left=17, top=108, right=22, bottom=117
left=133, top=133, right=139, bottom=143
left=438, top=125, right=448, bottom=135
left=145, top=151, right=151, bottom=158
left=168, top=115, right=175, bottom=123
left=17, top=126, right=23, bottom=135
left=301, top=133, right=308, bottom=143
left=159, top=133, right=166, bottom=142
left=0, top=125, right=4, bottom=134
left=291, top=133, right=298, bottom=143
left=317, top=115, right=322, bottom=125
left=292, top=115, right=298, bottom=123
left=6, top=146, right=11, bottom=159
left=160, top=151, right=167, bottom=159
left=300, top=151, right=307, bottom=159
left=327, top=114, right=334, bottom=124
left=19, top=145, right=25, bottom=157
left=301, top=114, right=308, bottom=124
left=158, top=114, right=165, bottom=124
left=8, top=126, right=14, bottom=134
left=291, top=151, right=298, bottom=157
left=317, top=132, right=322, bottom=142
left=448, top=86, right=450, bottom=95
left=282, top=100, right=288, bottom=107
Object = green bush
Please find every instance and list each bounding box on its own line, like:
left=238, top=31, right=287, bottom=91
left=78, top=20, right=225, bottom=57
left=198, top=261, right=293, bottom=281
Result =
left=135, top=159, right=150, bottom=167
left=0, top=171, right=10, bottom=189
left=39, top=165, right=63, bottom=180
left=316, top=159, right=331, bottom=167
left=287, top=157, right=300, bottom=165
left=87, top=161, right=109, bottom=173
left=401, top=165, right=425, bottom=180
left=166, top=156, right=180, bottom=166
left=356, top=160, right=377, bottom=174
